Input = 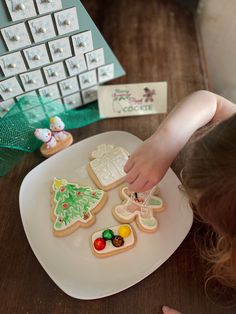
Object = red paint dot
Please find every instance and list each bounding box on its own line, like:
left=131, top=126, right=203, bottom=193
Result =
left=92, top=192, right=96, bottom=196
left=77, top=191, right=81, bottom=195
left=94, top=238, right=106, bottom=251
left=63, top=203, right=68, bottom=209
left=60, top=187, right=65, bottom=192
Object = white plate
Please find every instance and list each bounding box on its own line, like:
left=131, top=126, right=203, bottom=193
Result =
left=19, top=131, right=193, bottom=300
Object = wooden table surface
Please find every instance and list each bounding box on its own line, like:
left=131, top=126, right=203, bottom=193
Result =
left=1, top=1, right=235, bottom=313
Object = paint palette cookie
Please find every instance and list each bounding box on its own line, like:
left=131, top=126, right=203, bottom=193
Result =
left=51, top=178, right=108, bottom=237
left=91, top=224, right=136, bottom=257
left=112, top=186, right=165, bottom=233
left=87, top=144, right=130, bottom=191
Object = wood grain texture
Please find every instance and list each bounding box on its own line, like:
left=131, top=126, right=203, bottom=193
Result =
left=1, top=0, right=235, bottom=313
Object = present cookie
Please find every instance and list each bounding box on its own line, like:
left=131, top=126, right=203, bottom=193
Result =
left=87, top=144, right=129, bottom=191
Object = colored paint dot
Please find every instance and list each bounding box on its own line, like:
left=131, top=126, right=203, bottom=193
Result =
left=63, top=203, right=68, bottom=209
left=112, top=235, right=124, bottom=247
left=94, top=237, right=106, bottom=251
left=118, top=225, right=131, bottom=238
left=60, top=187, right=65, bottom=192
left=102, top=229, right=114, bottom=240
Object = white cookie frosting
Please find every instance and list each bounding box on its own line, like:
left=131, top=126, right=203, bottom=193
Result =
left=90, top=145, right=129, bottom=186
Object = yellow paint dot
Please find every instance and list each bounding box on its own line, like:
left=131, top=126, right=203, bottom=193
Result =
left=118, top=225, right=131, bottom=238
left=53, top=178, right=63, bottom=190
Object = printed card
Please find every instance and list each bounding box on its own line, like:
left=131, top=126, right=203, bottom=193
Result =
left=98, top=82, right=167, bottom=118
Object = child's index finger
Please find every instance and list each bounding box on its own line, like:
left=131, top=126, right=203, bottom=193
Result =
left=123, top=156, right=134, bottom=173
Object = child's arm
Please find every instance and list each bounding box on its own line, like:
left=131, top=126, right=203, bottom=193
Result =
left=124, top=90, right=236, bottom=192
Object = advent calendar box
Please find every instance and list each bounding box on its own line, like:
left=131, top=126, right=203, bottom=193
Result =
left=0, top=0, right=125, bottom=121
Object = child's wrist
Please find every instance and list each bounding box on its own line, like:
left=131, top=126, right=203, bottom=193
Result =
left=151, top=126, right=182, bottom=162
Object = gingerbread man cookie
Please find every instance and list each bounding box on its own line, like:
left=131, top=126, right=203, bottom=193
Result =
left=112, top=186, right=165, bottom=233
left=51, top=178, right=108, bottom=237
left=87, top=144, right=130, bottom=191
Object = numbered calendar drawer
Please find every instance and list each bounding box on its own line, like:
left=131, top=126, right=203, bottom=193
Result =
left=1, top=23, right=31, bottom=51
left=43, top=62, right=66, bottom=84
left=65, top=54, right=87, bottom=76
left=48, top=37, right=72, bottom=62
left=5, top=0, right=37, bottom=22
left=28, top=15, right=56, bottom=43
left=98, top=64, right=114, bottom=83
left=20, top=70, right=45, bottom=92
left=16, top=91, right=38, bottom=110
left=38, top=84, right=61, bottom=103
left=63, top=92, right=82, bottom=110
left=72, top=31, right=93, bottom=55
left=59, top=76, right=79, bottom=96
left=0, top=51, right=26, bottom=78
left=44, top=99, right=65, bottom=115
left=54, top=7, right=79, bottom=36
left=79, top=70, right=97, bottom=90
left=85, top=48, right=105, bottom=70
left=82, top=85, right=98, bottom=105
left=23, top=44, right=50, bottom=69
left=0, top=77, right=23, bottom=100
left=0, top=98, right=15, bottom=117
left=35, top=0, right=62, bottom=15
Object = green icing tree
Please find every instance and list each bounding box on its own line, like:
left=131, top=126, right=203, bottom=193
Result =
left=52, top=178, right=103, bottom=230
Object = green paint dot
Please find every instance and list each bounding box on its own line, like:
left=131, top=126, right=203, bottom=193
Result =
left=102, top=229, right=114, bottom=240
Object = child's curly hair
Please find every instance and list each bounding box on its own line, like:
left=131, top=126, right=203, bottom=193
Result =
left=181, top=113, right=236, bottom=303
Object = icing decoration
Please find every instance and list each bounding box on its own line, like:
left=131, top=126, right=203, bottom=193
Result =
left=89, top=144, right=130, bottom=187
left=112, top=235, right=124, bottom=247
left=91, top=224, right=136, bottom=257
left=51, top=178, right=105, bottom=231
left=102, top=229, right=114, bottom=240
left=118, top=225, right=131, bottom=238
left=53, top=178, right=67, bottom=190
left=94, top=238, right=106, bottom=251
left=113, top=186, right=165, bottom=233
left=90, top=144, right=115, bottom=159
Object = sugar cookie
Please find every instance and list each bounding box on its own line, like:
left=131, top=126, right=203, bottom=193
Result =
left=91, top=224, right=136, bottom=257
left=87, top=144, right=129, bottom=191
left=51, top=178, right=108, bottom=237
left=112, top=186, right=165, bottom=233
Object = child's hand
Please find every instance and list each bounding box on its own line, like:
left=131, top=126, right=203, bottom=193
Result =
left=162, top=305, right=182, bottom=314
left=124, top=133, right=172, bottom=192
left=124, top=90, right=236, bottom=193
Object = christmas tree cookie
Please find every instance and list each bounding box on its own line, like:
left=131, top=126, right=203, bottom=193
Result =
left=87, top=144, right=130, bottom=191
left=112, top=186, right=165, bottom=233
left=51, top=178, right=108, bottom=237
left=91, top=224, right=136, bottom=257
